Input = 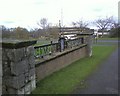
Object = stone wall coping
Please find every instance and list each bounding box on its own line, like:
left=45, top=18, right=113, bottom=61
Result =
left=1, top=40, right=37, bottom=49
left=35, top=44, right=87, bottom=67
left=77, top=32, right=94, bottom=36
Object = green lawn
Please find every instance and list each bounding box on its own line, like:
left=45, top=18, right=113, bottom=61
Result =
left=31, top=45, right=117, bottom=94
left=94, top=42, right=118, bottom=45
left=98, top=37, right=118, bottom=40
left=34, top=39, right=58, bottom=46
left=34, top=40, right=50, bottom=46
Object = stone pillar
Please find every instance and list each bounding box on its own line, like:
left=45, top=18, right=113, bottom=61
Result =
left=85, top=35, right=93, bottom=57
left=2, top=40, right=37, bottom=95
left=88, top=35, right=93, bottom=57
left=0, top=48, right=2, bottom=96
left=0, top=26, right=2, bottom=96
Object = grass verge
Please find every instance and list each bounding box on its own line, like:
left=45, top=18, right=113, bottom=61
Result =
left=98, top=37, right=118, bottom=40
left=31, top=45, right=117, bottom=94
left=93, top=42, right=118, bottom=45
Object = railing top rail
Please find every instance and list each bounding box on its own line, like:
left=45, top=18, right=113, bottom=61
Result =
left=66, top=37, right=83, bottom=41
left=34, top=37, right=83, bottom=48
left=34, top=42, right=59, bottom=49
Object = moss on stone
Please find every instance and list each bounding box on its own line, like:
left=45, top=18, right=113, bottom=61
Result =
left=1, top=40, right=37, bottom=49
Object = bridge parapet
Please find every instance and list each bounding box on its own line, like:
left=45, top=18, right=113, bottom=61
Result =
left=1, top=32, right=93, bottom=95
left=35, top=34, right=93, bottom=81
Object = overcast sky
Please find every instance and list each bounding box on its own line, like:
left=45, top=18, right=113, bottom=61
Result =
left=0, top=0, right=119, bottom=29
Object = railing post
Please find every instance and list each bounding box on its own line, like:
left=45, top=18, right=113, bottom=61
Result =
left=50, top=41, right=53, bottom=54
left=81, top=37, right=84, bottom=44
left=58, top=37, right=65, bottom=52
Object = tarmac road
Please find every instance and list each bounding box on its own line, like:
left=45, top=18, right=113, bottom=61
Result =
left=72, top=40, right=119, bottom=94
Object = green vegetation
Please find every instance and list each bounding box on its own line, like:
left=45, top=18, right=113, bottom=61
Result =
left=34, top=40, right=50, bottom=46
left=35, top=46, right=52, bottom=57
left=32, top=45, right=117, bottom=94
left=93, top=37, right=118, bottom=45
left=98, top=37, right=118, bottom=40
left=94, top=42, right=118, bottom=45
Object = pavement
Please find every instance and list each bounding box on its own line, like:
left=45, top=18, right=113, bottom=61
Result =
left=72, top=39, right=119, bottom=94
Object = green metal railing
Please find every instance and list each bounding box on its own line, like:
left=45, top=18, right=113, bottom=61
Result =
left=34, top=42, right=60, bottom=58
left=65, top=38, right=83, bottom=48
left=34, top=37, right=84, bottom=58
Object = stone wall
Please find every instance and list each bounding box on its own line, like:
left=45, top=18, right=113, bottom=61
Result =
left=0, top=47, right=2, bottom=96
left=1, top=33, right=93, bottom=95
left=35, top=44, right=88, bottom=81
left=0, top=26, right=2, bottom=96
left=84, top=35, right=93, bottom=57
left=35, top=33, right=93, bottom=81
left=2, top=40, right=37, bottom=95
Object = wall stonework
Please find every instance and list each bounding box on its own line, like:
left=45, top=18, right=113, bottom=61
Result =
left=2, top=40, right=36, bottom=95
left=35, top=44, right=88, bottom=81
left=0, top=47, right=2, bottom=96
left=84, top=36, right=93, bottom=57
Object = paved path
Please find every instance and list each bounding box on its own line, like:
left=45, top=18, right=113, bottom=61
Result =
left=72, top=40, right=119, bottom=94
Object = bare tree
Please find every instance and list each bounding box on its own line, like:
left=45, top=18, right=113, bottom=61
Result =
left=49, top=26, right=59, bottom=39
left=94, top=16, right=114, bottom=36
left=111, top=21, right=120, bottom=29
left=72, top=22, right=77, bottom=27
left=77, top=20, right=89, bottom=28
left=37, top=18, right=48, bottom=29
left=12, top=27, right=29, bottom=39
left=109, top=18, right=120, bottom=37
left=72, top=20, right=89, bottom=31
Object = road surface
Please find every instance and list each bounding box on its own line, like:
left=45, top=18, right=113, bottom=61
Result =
left=72, top=40, right=119, bottom=94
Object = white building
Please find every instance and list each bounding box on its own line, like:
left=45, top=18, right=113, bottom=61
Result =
left=93, top=29, right=109, bottom=37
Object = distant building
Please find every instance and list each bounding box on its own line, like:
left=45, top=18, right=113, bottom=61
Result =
left=93, top=29, right=110, bottom=37
left=64, top=34, right=77, bottom=40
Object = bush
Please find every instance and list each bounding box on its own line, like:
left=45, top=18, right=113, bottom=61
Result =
left=109, top=27, right=120, bottom=38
